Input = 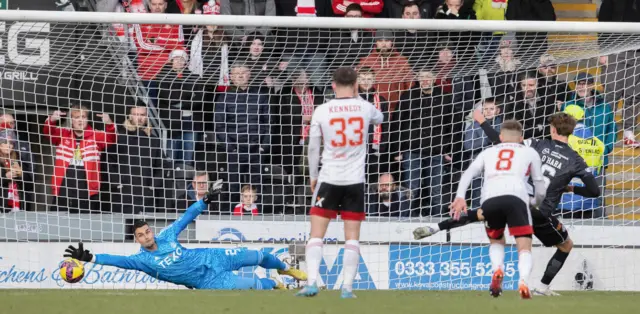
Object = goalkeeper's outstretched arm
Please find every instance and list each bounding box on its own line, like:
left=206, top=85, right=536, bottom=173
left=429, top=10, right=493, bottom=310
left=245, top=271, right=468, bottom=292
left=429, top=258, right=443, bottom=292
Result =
left=93, top=253, right=142, bottom=270
left=158, top=179, right=225, bottom=239
left=64, top=242, right=143, bottom=271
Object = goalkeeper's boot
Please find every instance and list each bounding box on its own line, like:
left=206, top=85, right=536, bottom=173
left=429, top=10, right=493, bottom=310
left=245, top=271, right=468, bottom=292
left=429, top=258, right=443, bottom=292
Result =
left=532, top=287, right=561, bottom=296
left=341, top=288, right=357, bottom=299
left=489, top=268, right=504, bottom=298
left=413, top=226, right=439, bottom=240
left=519, top=281, right=532, bottom=299
left=295, top=283, right=319, bottom=297
left=278, top=268, right=308, bottom=281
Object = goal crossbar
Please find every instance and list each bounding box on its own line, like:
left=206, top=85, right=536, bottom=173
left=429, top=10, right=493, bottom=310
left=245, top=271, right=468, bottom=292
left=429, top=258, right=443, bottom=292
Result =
left=2, top=10, right=640, bottom=34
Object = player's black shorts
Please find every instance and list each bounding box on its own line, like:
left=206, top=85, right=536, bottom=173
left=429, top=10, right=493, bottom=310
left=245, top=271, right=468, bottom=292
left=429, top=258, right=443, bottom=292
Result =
left=310, top=182, right=366, bottom=221
left=531, top=209, right=570, bottom=247
left=481, top=195, right=533, bottom=239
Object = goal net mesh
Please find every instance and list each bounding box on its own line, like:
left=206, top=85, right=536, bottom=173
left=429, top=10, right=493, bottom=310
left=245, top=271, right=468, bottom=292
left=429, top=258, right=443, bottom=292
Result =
left=1, top=13, right=640, bottom=291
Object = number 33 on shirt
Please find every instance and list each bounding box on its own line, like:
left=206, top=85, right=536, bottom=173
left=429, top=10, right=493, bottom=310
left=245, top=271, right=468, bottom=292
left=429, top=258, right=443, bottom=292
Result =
left=309, top=98, right=384, bottom=185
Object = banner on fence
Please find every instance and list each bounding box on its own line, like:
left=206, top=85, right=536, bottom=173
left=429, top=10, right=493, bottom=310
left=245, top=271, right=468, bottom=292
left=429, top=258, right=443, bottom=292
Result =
left=195, top=220, right=640, bottom=246
left=389, top=245, right=520, bottom=290
left=195, top=220, right=446, bottom=243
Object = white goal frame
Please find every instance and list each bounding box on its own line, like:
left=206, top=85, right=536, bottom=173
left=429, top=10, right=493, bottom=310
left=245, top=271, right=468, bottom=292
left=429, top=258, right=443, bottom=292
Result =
left=1, top=9, right=640, bottom=292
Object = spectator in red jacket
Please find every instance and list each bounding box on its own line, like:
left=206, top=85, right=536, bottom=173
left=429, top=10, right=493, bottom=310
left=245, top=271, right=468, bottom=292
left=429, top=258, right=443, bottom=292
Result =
left=234, top=184, right=259, bottom=216
left=333, top=0, right=383, bottom=17
left=358, top=30, right=413, bottom=111
left=0, top=130, right=27, bottom=213
left=133, top=22, right=184, bottom=82
left=133, top=0, right=184, bottom=103
left=43, top=106, right=116, bottom=213
left=167, top=0, right=219, bottom=51
left=0, top=113, right=34, bottom=211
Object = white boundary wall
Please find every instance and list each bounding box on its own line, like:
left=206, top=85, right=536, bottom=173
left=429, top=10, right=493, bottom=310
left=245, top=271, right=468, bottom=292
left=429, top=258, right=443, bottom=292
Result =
left=1, top=231, right=639, bottom=291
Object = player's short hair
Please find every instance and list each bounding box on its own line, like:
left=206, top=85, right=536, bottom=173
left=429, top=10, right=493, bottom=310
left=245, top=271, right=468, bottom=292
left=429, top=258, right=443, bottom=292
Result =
left=132, top=220, right=149, bottom=234
left=332, top=67, right=358, bottom=87
left=241, top=185, right=257, bottom=194
left=500, top=119, right=523, bottom=134
left=548, top=112, right=576, bottom=136
left=345, top=3, right=363, bottom=14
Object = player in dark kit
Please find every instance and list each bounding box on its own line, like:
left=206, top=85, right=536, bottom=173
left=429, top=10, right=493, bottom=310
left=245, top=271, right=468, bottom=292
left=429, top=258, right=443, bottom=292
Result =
left=414, top=112, right=601, bottom=296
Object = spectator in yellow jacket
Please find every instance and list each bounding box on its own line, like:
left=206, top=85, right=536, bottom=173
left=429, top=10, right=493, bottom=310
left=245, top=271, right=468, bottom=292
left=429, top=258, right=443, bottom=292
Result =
left=473, top=0, right=508, bottom=64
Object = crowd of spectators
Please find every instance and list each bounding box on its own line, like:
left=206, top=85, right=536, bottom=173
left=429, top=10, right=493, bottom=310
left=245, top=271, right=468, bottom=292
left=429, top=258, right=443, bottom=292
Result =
left=0, top=0, right=630, bottom=219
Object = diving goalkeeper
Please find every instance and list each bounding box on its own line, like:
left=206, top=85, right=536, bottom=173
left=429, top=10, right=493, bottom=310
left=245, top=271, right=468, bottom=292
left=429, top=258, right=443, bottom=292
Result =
left=62, top=180, right=307, bottom=290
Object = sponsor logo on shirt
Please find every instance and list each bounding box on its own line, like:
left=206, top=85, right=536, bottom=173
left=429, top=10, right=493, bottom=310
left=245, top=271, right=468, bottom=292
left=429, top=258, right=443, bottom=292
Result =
left=157, top=246, right=183, bottom=269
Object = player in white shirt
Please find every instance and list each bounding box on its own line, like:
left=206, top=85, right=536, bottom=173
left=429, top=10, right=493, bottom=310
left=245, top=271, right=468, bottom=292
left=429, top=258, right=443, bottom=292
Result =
left=449, top=120, right=546, bottom=299
left=296, top=67, right=384, bottom=299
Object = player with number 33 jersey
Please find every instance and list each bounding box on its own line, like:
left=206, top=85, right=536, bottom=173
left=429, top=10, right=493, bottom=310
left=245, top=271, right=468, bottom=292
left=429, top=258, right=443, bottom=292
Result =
left=310, top=97, right=384, bottom=186
left=297, top=67, right=383, bottom=299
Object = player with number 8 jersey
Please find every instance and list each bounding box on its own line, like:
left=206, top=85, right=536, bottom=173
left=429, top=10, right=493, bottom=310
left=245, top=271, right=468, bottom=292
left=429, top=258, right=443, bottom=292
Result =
left=414, top=113, right=601, bottom=297
left=296, top=67, right=383, bottom=299
left=449, top=120, right=547, bottom=299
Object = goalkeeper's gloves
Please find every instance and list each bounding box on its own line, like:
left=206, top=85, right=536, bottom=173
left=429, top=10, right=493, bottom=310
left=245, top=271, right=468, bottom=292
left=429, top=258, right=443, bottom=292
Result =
left=63, top=242, right=94, bottom=262
left=202, top=179, right=224, bottom=204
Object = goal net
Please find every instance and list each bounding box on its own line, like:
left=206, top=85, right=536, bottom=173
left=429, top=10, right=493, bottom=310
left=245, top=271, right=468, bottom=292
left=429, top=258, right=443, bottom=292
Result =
left=1, top=10, right=640, bottom=291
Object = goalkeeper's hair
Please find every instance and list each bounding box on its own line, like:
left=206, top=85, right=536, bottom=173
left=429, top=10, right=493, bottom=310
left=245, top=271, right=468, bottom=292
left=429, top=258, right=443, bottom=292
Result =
left=132, top=220, right=149, bottom=233
left=548, top=112, right=577, bottom=136
left=333, top=67, right=358, bottom=87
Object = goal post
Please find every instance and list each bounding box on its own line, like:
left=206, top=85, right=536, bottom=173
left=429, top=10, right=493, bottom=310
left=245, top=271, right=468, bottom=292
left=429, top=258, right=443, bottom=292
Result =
left=0, top=10, right=640, bottom=291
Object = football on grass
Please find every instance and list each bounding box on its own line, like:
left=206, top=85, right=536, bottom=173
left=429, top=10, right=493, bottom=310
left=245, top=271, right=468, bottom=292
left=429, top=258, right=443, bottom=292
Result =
left=59, top=258, right=85, bottom=283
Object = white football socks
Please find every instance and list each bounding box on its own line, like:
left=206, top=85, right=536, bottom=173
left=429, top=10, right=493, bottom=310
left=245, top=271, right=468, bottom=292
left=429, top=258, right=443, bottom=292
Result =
left=305, top=238, right=323, bottom=286
left=342, top=240, right=360, bottom=292
left=489, top=243, right=505, bottom=272
left=519, top=250, right=533, bottom=285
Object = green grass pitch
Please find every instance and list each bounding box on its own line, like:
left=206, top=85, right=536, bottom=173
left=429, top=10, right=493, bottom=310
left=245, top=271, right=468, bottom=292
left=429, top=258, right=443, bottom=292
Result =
left=1, top=290, right=638, bottom=314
